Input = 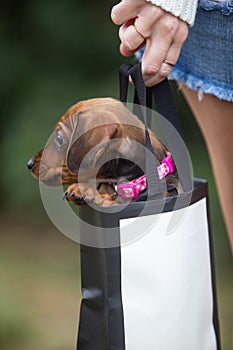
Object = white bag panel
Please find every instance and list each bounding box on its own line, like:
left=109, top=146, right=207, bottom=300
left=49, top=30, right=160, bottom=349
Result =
left=120, top=198, right=217, bottom=350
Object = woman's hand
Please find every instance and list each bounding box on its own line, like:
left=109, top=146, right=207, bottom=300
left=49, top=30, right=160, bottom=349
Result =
left=111, top=0, right=189, bottom=86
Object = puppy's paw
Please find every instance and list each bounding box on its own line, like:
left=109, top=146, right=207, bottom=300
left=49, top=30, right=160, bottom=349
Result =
left=64, top=183, right=96, bottom=204
left=64, top=183, right=114, bottom=206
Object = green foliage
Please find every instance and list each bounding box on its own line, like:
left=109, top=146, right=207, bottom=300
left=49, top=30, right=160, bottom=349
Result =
left=0, top=0, right=124, bottom=211
left=0, top=298, right=32, bottom=349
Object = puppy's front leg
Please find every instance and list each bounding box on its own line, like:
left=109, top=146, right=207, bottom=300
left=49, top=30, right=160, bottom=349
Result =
left=64, top=183, right=116, bottom=206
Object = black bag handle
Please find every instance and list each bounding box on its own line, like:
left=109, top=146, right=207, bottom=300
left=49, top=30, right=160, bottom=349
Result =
left=119, top=63, right=183, bottom=137
left=119, top=63, right=190, bottom=196
left=119, top=63, right=165, bottom=199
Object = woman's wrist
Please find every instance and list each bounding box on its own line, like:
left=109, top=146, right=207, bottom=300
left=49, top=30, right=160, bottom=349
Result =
left=146, top=0, right=198, bottom=26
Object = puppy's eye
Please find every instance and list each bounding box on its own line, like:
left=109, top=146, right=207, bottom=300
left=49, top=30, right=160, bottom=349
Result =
left=56, top=134, right=64, bottom=147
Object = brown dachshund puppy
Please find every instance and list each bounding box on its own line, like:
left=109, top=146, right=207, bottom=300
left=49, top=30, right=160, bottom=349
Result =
left=27, top=98, right=182, bottom=206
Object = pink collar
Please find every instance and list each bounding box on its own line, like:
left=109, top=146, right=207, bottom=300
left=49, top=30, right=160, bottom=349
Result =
left=116, top=152, right=174, bottom=200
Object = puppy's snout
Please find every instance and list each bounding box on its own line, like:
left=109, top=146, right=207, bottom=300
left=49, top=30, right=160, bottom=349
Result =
left=27, top=158, right=36, bottom=170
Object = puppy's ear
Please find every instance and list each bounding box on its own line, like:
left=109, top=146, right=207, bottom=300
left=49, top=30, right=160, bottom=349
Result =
left=67, top=123, right=120, bottom=174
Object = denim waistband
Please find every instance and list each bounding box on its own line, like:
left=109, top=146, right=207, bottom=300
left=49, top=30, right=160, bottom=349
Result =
left=198, top=0, right=233, bottom=15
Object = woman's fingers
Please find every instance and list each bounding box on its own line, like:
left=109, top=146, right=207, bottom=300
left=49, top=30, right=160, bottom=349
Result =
left=111, top=0, right=189, bottom=86
left=111, top=0, right=145, bottom=25
left=141, top=15, right=179, bottom=85
left=113, top=1, right=163, bottom=56
left=142, top=19, right=189, bottom=86
left=119, top=20, right=146, bottom=55
left=118, top=4, right=163, bottom=56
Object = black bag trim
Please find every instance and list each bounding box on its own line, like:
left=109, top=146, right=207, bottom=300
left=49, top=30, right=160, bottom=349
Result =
left=206, top=195, right=222, bottom=350
left=77, top=245, right=125, bottom=350
left=79, top=179, right=206, bottom=228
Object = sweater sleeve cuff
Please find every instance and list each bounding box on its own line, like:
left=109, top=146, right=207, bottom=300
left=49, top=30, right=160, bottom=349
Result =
left=146, top=0, right=198, bottom=26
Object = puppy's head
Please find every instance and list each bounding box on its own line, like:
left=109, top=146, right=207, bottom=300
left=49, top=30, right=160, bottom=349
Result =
left=27, top=97, right=123, bottom=185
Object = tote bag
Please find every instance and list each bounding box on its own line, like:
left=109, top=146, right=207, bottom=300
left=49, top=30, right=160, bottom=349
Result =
left=76, top=64, right=221, bottom=350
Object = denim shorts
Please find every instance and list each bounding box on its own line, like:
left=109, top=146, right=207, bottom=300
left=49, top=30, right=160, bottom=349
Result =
left=136, top=0, right=233, bottom=101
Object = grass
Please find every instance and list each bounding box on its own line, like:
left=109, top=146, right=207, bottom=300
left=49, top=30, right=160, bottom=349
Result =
left=0, top=215, right=80, bottom=350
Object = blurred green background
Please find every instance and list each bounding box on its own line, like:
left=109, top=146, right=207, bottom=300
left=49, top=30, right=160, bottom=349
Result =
left=0, top=1, right=232, bottom=349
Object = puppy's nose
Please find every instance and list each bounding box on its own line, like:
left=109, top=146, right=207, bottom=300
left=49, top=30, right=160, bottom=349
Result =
left=27, top=158, right=35, bottom=170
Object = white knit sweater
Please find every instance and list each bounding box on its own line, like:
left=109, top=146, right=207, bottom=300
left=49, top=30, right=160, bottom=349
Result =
left=146, top=0, right=199, bottom=26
